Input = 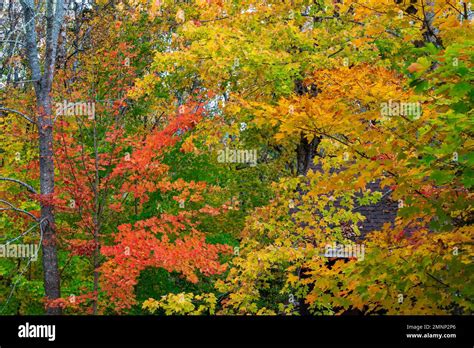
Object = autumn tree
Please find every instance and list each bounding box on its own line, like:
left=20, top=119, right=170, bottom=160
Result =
left=1, top=0, right=66, bottom=314
left=137, top=0, right=473, bottom=315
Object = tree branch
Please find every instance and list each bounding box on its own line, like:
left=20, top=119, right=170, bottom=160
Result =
left=0, top=177, right=38, bottom=194
left=0, top=199, right=39, bottom=222
left=0, top=107, right=35, bottom=124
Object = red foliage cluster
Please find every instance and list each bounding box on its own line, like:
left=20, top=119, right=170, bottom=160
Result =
left=100, top=216, right=232, bottom=312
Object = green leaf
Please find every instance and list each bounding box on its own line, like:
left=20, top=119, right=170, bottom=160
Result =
left=430, top=170, right=455, bottom=185
left=449, top=82, right=471, bottom=98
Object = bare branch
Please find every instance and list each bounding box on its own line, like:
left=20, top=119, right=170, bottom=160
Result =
left=0, top=199, right=39, bottom=222
left=0, top=40, right=26, bottom=47
left=0, top=177, right=38, bottom=194
left=0, top=218, right=44, bottom=314
left=2, top=219, right=42, bottom=245
left=0, top=107, right=35, bottom=124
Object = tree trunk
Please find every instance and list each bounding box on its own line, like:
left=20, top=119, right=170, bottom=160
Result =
left=92, top=122, right=101, bottom=314
left=21, top=0, right=65, bottom=314
left=294, top=79, right=321, bottom=176
left=296, top=133, right=321, bottom=175
left=37, top=93, right=61, bottom=314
